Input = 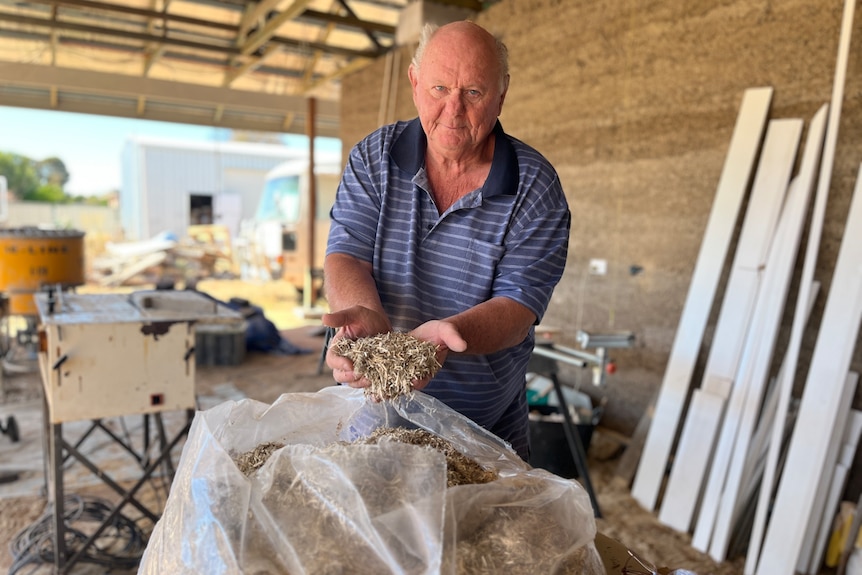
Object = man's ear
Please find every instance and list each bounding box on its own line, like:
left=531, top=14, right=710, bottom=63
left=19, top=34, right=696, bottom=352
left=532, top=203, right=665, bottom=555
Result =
left=498, top=73, right=510, bottom=111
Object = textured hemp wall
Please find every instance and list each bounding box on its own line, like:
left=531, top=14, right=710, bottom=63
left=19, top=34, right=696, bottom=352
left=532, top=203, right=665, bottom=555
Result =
left=338, top=0, right=862, bottom=449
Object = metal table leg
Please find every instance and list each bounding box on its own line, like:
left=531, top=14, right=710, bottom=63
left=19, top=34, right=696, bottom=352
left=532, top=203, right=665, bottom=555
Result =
left=45, top=410, right=193, bottom=574
left=50, top=421, right=66, bottom=572
left=550, top=372, right=602, bottom=518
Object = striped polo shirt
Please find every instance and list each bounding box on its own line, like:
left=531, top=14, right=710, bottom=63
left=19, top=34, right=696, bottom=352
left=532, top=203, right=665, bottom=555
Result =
left=326, top=118, right=571, bottom=459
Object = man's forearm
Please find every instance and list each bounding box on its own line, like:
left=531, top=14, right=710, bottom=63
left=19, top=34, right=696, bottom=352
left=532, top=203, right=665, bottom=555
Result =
left=445, top=297, right=536, bottom=355
left=325, top=254, right=535, bottom=354
left=323, top=253, right=386, bottom=315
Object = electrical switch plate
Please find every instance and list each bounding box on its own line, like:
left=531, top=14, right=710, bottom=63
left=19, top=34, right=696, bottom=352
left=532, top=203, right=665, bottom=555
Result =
left=589, top=259, right=608, bottom=275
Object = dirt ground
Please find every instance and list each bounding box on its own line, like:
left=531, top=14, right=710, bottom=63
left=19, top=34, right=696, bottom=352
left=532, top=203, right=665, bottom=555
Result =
left=0, top=279, right=820, bottom=575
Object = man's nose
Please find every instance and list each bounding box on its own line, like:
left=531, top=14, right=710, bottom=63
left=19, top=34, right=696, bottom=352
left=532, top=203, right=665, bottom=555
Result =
left=445, top=92, right=466, bottom=113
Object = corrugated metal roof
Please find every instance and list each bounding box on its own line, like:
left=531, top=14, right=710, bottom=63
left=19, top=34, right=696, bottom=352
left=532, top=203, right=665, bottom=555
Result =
left=0, top=0, right=487, bottom=137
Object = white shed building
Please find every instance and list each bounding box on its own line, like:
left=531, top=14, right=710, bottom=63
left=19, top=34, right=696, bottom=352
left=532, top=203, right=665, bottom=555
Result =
left=120, top=136, right=329, bottom=242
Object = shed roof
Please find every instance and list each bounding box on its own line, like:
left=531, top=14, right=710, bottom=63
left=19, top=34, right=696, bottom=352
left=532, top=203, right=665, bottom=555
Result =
left=0, top=0, right=486, bottom=137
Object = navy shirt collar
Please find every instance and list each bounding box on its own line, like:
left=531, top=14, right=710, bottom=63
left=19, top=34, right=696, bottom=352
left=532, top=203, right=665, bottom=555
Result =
left=390, top=118, right=519, bottom=197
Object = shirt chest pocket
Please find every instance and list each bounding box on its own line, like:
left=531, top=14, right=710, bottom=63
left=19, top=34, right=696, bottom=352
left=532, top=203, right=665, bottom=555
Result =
left=453, top=239, right=505, bottom=305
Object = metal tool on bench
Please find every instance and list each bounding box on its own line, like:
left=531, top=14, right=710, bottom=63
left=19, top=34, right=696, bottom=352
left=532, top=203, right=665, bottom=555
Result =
left=531, top=329, right=635, bottom=518
left=533, top=330, right=635, bottom=388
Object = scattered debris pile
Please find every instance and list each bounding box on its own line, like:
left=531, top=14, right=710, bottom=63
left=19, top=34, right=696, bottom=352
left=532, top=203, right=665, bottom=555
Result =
left=330, top=332, right=441, bottom=400
left=90, top=226, right=236, bottom=287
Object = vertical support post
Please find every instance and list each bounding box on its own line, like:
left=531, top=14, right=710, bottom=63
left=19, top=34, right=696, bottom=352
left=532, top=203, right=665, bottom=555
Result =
left=304, top=97, right=318, bottom=310
left=155, top=413, right=175, bottom=479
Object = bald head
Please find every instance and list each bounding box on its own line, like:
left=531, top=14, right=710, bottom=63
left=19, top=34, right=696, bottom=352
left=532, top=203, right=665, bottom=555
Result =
left=412, top=21, right=509, bottom=94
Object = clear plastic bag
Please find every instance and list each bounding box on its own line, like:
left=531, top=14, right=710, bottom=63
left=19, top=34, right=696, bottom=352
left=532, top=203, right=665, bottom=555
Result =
left=139, top=386, right=603, bottom=574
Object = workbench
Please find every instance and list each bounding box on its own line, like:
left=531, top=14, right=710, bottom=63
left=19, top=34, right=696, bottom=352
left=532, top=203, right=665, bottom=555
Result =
left=33, top=289, right=243, bottom=573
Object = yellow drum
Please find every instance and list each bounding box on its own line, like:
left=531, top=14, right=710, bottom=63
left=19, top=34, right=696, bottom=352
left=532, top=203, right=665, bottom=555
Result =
left=0, top=227, right=85, bottom=316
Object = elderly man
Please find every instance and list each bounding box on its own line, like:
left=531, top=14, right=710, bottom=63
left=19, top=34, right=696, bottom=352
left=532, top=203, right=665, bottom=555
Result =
left=322, top=20, right=570, bottom=461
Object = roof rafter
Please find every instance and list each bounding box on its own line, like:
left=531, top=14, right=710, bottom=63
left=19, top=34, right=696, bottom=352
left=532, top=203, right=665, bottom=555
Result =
left=0, top=61, right=340, bottom=136
left=0, top=0, right=488, bottom=134
left=239, top=0, right=312, bottom=56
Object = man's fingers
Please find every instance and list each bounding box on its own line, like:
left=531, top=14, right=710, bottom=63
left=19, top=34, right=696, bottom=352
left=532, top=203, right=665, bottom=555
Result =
left=322, top=311, right=346, bottom=329
left=333, top=367, right=367, bottom=388
left=440, top=324, right=467, bottom=352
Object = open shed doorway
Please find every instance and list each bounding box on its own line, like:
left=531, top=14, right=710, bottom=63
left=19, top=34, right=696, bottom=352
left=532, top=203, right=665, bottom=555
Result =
left=189, top=194, right=214, bottom=226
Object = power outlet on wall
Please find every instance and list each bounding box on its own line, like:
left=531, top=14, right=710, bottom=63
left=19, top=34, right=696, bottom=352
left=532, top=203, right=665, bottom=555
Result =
left=589, top=258, right=608, bottom=275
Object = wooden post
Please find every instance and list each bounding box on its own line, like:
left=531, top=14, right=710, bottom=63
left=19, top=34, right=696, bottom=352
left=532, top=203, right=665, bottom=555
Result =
left=304, top=97, right=317, bottom=310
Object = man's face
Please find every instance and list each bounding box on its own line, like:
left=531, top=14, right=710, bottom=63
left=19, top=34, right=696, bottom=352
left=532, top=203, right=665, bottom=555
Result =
left=409, top=27, right=507, bottom=157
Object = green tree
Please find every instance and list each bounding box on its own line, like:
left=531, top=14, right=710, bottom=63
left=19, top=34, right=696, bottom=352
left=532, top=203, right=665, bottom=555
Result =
left=22, top=183, right=66, bottom=203
left=0, top=151, right=39, bottom=198
left=36, top=156, right=70, bottom=188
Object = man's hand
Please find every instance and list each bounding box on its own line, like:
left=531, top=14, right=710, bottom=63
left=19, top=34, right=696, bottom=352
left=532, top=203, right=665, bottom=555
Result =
left=408, top=320, right=467, bottom=390
left=322, top=305, right=391, bottom=387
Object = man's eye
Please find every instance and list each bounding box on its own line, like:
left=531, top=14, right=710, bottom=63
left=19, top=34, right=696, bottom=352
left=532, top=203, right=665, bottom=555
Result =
left=433, top=86, right=447, bottom=93
left=465, top=90, right=482, bottom=100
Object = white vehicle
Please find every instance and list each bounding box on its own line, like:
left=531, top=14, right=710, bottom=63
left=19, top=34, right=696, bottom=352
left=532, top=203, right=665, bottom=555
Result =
left=244, top=157, right=342, bottom=292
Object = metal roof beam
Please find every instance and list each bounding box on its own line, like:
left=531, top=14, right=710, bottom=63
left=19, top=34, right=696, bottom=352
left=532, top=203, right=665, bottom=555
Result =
left=0, top=8, right=384, bottom=59
left=37, top=0, right=396, bottom=41
left=0, top=62, right=339, bottom=136
left=300, top=8, right=394, bottom=35
left=236, top=0, right=282, bottom=43
left=239, top=0, right=311, bottom=56
left=0, top=10, right=239, bottom=54
left=336, top=0, right=380, bottom=49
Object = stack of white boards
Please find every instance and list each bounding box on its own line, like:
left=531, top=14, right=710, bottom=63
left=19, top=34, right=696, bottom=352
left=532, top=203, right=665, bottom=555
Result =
left=630, top=0, right=862, bottom=573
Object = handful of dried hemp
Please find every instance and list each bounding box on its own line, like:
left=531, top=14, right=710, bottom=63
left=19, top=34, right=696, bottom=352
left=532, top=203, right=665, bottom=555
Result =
left=330, top=331, right=441, bottom=400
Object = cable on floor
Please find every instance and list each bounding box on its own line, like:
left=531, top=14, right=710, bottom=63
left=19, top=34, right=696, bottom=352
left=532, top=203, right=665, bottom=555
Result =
left=8, top=494, right=147, bottom=574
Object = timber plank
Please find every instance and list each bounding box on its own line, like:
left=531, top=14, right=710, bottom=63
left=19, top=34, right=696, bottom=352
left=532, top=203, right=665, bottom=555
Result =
left=631, top=87, right=773, bottom=511
left=703, top=118, right=813, bottom=560
left=755, top=163, right=862, bottom=574
left=748, top=0, right=856, bottom=568
left=803, top=398, right=861, bottom=574
left=657, top=385, right=727, bottom=531
left=660, top=118, right=799, bottom=535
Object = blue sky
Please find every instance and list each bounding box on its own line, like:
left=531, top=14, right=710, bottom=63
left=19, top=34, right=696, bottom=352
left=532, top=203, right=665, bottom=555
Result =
left=0, top=106, right=337, bottom=196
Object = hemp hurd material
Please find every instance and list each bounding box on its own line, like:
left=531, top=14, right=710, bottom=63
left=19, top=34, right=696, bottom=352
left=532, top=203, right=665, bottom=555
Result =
left=233, top=428, right=497, bottom=487
left=230, top=430, right=599, bottom=574
left=330, top=332, right=442, bottom=401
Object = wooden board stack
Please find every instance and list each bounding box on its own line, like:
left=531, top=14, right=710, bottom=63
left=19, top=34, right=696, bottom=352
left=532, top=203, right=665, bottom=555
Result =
left=630, top=85, right=772, bottom=513
left=656, top=117, right=801, bottom=535
left=630, top=0, right=861, bottom=572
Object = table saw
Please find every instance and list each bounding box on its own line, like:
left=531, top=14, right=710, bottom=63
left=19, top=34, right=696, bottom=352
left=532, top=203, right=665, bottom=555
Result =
left=33, top=288, right=243, bottom=573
